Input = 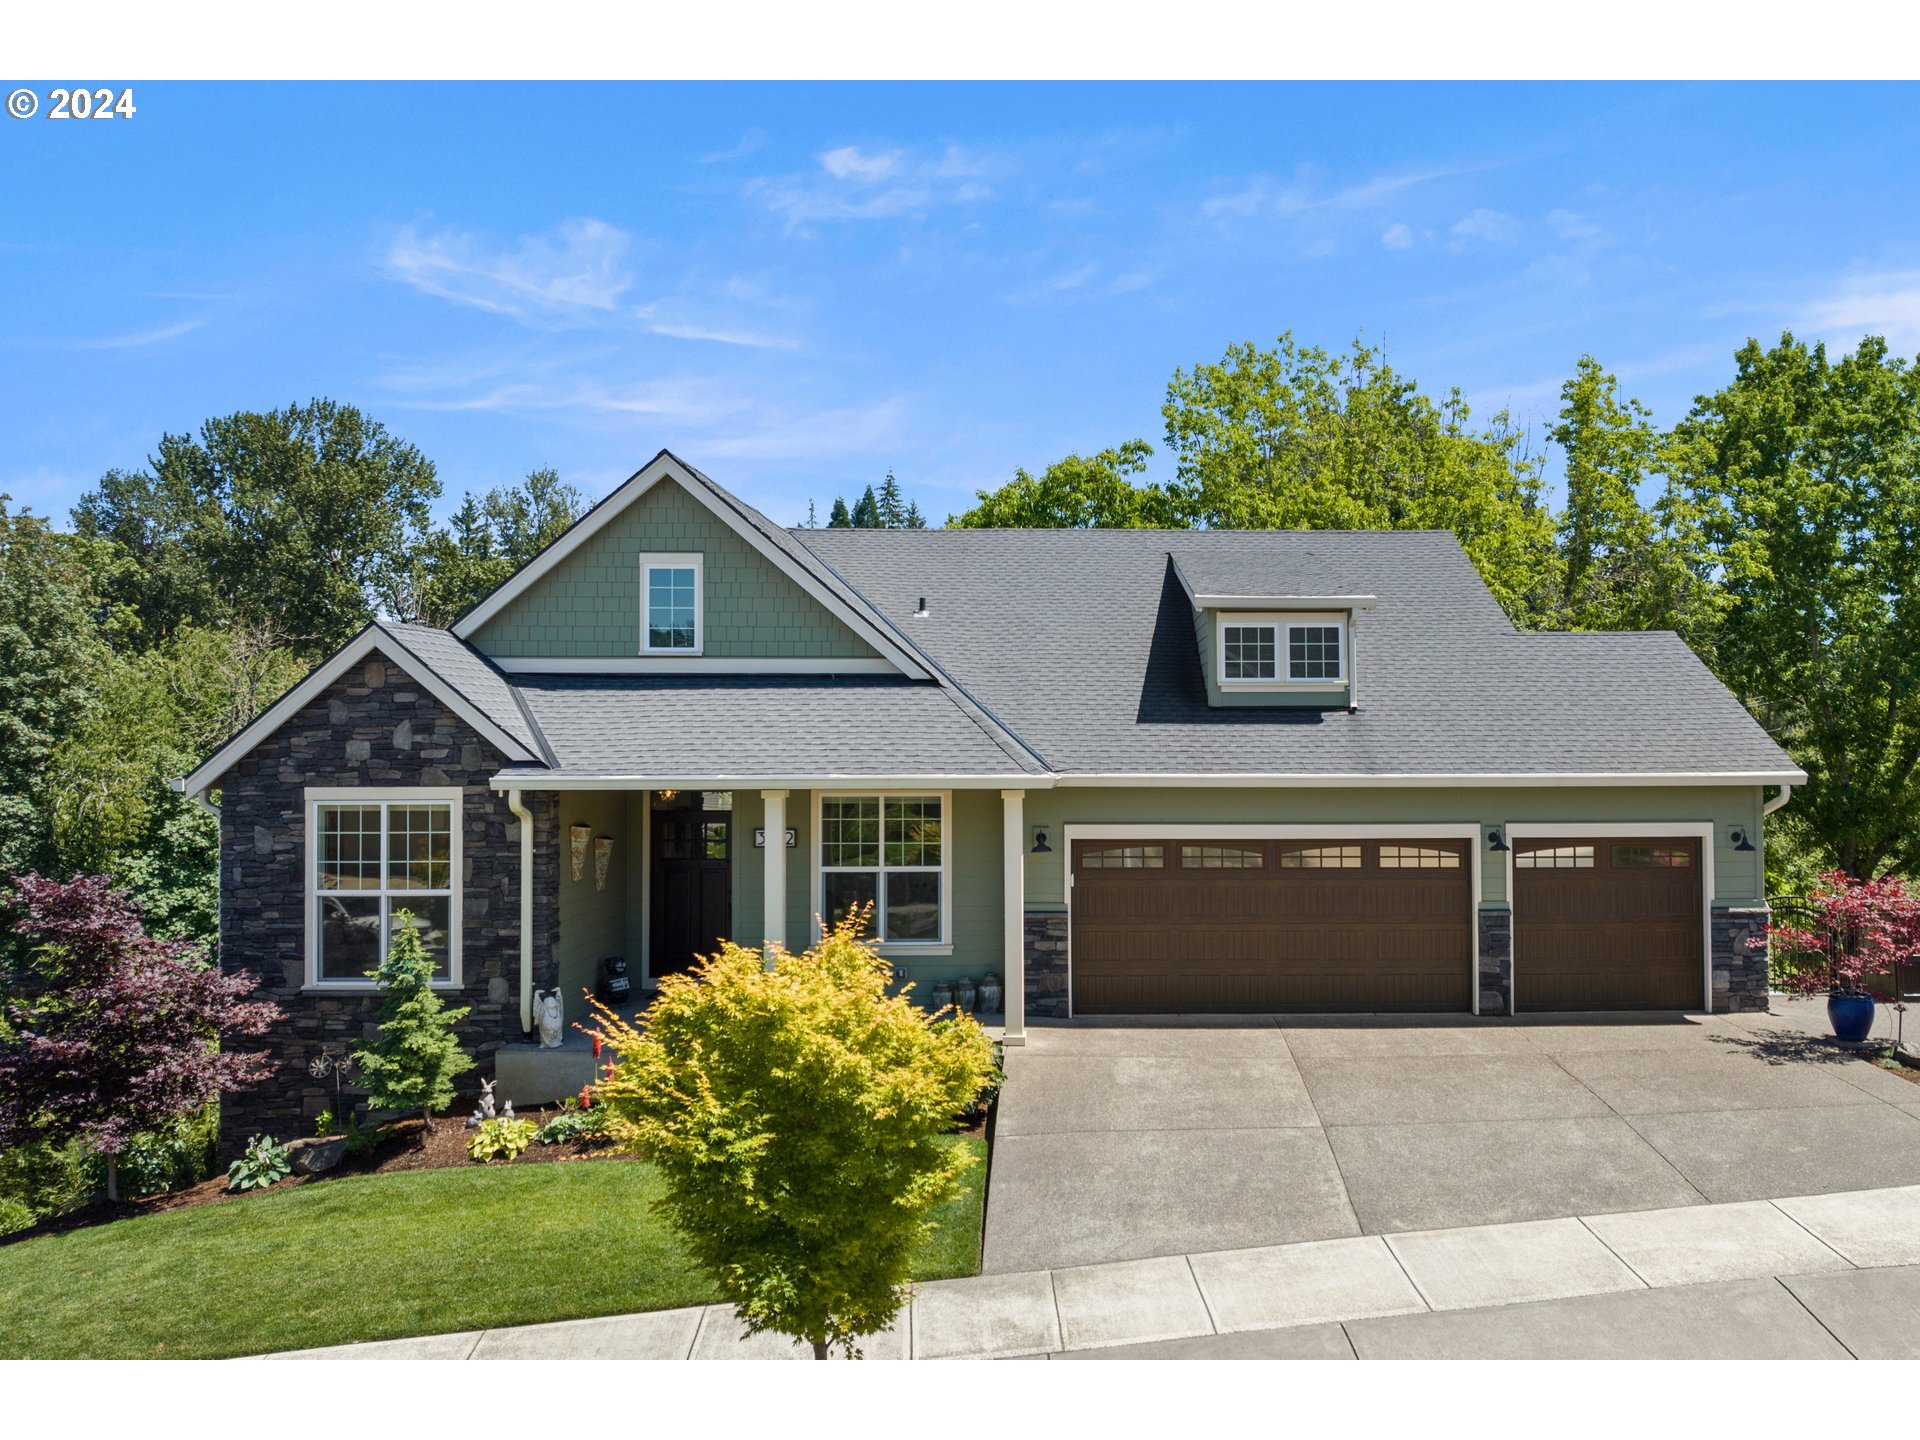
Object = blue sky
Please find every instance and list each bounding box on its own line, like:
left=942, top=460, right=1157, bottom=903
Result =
left=4, top=81, right=1917, bottom=527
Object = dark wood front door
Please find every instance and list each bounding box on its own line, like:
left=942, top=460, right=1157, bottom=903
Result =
left=650, top=799, right=732, bottom=978
left=1512, top=837, right=1702, bottom=1011
left=1070, top=838, right=1472, bottom=1014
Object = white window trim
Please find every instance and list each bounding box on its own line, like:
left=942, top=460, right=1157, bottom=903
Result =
left=1217, top=611, right=1348, bottom=688
left=811, top=789, right=954, bottom=954
left=639, top=552, right=705, bottom=656
left=305, top=786, right=465, bottom=992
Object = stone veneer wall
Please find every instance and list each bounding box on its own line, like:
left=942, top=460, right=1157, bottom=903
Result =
left=1024, top=910, right=1069, bottom=1019
left=1477, top=908, right=1513, bottom=1016
left=1711, top=905, right=1771, bottom=1014
left=217, top=650, right=559, bottom=1152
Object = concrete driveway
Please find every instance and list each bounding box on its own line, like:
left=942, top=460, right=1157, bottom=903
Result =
left=983, top=1005, right=1920, bottom=1274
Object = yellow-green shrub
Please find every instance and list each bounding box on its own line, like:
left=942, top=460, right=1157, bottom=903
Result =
left=590, top=912, right=995, bottom=1358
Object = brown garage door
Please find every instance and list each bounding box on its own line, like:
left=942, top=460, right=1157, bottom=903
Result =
left=1513, top=837, right=1702, bottom=1011
left=1070, top=838, right=1472, bottom=1014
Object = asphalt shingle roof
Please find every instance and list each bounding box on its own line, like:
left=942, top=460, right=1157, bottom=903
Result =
left=790, top=527, right=1801, bottom=780
left=375, top=621, right=548, bottom=763
left=495, top=674, right=1047, bottom=783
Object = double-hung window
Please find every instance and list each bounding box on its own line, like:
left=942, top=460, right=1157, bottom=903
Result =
left=309, top=789, right=462, bottom=986
left=640, top=552, right=703, bottom=653
left=1219, top=613, right=1345, bottom=685
left=819, top=794, right=947, bottom=944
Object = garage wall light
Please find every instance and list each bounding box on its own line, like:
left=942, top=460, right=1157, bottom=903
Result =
left=1730, top=827, right=1756, bottom=852
left=1485, top=828, right=1509, bottom=853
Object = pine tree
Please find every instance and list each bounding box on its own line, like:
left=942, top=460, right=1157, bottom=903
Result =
left=902, top=501, right=927, bottom=529
left=875, top=471, right=906, bottom=528
left=353, top=913, right=473, bottom=1143
left=851, top=486, right=880, bottom=529
left=805, top=500, right=818, bottom=528
left=827, top=497, right=853, bottom=528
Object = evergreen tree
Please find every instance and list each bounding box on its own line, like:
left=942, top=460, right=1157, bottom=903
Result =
left=850, top=486, right=880, bottom=528
left=875, top=470, right=907, bottom=528
left=827, top=497, right=853, bottom=528
left=805, top=499, right=818, bottom=528
left=353, top=913, right=473, bottom=1143
left=902, top=501, right=927, bottom=529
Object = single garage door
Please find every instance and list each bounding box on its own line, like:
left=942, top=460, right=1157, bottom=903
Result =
left=1070, top=837, right=1472, bottom=1014
left=1513, top=837, right=1703, bottom=1011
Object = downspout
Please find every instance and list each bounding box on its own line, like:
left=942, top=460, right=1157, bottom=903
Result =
left=1763, top=784, right=1793, bottom=816
left=507, top=788, right=535, bottom=1034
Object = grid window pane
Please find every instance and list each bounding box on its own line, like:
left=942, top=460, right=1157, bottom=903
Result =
left=1222, top=624, right=1277, bottom=680
left=390, top=897, right=454, bottom=981
left=823, top=871, right=878, bottom=934
left=1288, top=624, right=1342, bottom=680
left=1080, top=845, right=1164, bottom=869
left=647, top=566, right=698, bottom=649
left=1379, top=845, right=1461, bottom=869
left=1278, top=844, right=1362, bottom=869
left=884, top=871, right=941, bottom=941
left=317, top=894, right=383, bottom=979
left=702, top=821, right=729, bottom=860
left=319, top=806, right=383, bottom=891
left=1181, top=845, right=1264, bottom=869
left=821, top=798, right=880, bottom=867
left=1612, top=844, right=1691, bottom=869
left=1516, top=845, right=1595, bottom=869
left=884, top=796, right=942, bottom=867
left=388, top=805, right=451, bottom=889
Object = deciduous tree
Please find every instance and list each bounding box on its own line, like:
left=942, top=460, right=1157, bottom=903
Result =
left=591, top=915, right=995, bottom=1358
left=950, top=439, right=1186, bottom=528
left=0, top=873, right=280, bottom=1200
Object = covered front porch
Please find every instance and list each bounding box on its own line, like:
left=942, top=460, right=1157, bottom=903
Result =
left=495, top=783, right=1029, bottom=1103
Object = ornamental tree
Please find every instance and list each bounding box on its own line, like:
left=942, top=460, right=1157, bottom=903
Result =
left=0, top=872, right=281, bottom=1201
left=352, top=911, right=472, bottom=1143
left=1768, top=870, right=1920, bottom=1003
left=590, top=913, right=996, bottom=1359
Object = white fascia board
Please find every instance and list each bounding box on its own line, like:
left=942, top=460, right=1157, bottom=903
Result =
left=489, top=772, right=1055, bottom=792
left=1193, top=594, right=1378, bottom=610
left=1050, top=771, right=1807, bottom=788
left=450, top=452, right=929, bottom=681
left=177, top=628, right=538, bottom=799
left=489, top=655, right=899, bottom=676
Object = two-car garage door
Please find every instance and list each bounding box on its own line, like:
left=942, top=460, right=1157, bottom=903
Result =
left=1071, top=837, right=1473, bottom=1014
left=1069, top=833, right=1704, bottom=1015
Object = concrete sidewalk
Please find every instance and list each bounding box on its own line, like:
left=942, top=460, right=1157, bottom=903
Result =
left=266, top=1180, right=1920, bottom=1361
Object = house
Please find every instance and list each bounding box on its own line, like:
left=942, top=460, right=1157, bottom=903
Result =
left=177, top=450, right=1805, bottom=1147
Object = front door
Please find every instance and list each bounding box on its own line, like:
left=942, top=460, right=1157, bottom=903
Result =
left=650, top=791, right=732, bottom=978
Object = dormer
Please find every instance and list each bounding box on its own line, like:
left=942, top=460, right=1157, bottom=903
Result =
left=1172, top=556, right=1376, bottom=710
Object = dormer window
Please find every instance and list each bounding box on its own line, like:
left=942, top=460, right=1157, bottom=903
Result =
left=641, top=553, right=703, bottom=654
left=1218, top=612, right=1346, bottom=686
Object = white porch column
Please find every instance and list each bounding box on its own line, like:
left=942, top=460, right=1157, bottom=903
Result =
left=760, top=789, right=789, bottom=968
left=1001, top=789, right=1027, bottom=1046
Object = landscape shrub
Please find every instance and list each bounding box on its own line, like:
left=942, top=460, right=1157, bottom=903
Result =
left=467, top=1116, right=537, bottom=1163
left=591, top=910, right=996, bottom=1358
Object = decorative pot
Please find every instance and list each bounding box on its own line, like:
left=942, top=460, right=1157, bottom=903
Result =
left=288, top=1135, right=347, bottom=1175
left=953, top=976, right=978, bottom=1014
left=929, top=981, right=954, bottom=1013
left=977, top=973, right=1004, bottom=1014
left=1828, top=991, right=1876, bottom=1044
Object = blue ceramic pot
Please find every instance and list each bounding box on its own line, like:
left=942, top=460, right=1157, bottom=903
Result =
left=1828, top=991, right=1876, bottom=1044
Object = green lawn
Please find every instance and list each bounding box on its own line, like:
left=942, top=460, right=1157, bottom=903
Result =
left=0, top=1136, right=987, bottom=1359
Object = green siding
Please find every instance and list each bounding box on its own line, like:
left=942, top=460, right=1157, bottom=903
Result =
left=1021, top=785, right=1769, bottom=909
left=1195, top=606, right=1352, bottom=709
left=552, top=789, right=630, bottom=1022
left=469, top=478, right=879, bottom=660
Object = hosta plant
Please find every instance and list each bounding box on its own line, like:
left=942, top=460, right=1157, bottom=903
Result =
left=467, top=1116, right=537, bottom=1163
left=226, top=1134, right=291, bottom=1192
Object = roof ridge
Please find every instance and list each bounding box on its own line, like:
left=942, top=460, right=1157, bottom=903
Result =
left=372, top=621, right=547, bottom=766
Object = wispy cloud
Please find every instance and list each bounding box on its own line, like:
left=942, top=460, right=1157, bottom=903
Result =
left=69, top=317, right=205, bottom=349
left=1450, top=208, right=1518, bottom=245
left=696, top=398, right=907, bottom=461
left=745, top=142, right=1002, bottom=230
left=1797, top=268, right=1920, bottom=352
left=640, top=314, right=801, bottom=350
left=1546, top=208, right=1603, bottom=243
left=699, top=129, right=767, bottom=164
left=1003, top=260, right=1158, bottom=307
left=1381, top=222, right=1414, bottom=250
left=385, top=218, right=634, bottom=322
left=1202, top=160, right=1491, bottom=225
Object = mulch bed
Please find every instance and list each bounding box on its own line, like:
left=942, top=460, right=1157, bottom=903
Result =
left=6, top=1106, right=620, bottom=1244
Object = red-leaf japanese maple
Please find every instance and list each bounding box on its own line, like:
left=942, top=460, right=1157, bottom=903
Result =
left=1769, top=869, right=1920, bottom=1000
left=0, top=872, right=282, bottom=1200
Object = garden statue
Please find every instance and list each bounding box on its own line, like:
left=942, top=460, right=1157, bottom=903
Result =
left=502, top=1099, right=515, bottom=1121
left=466, top=1077, right=497, bottom=1128
left=533, top=989, right=565, bottom=1049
